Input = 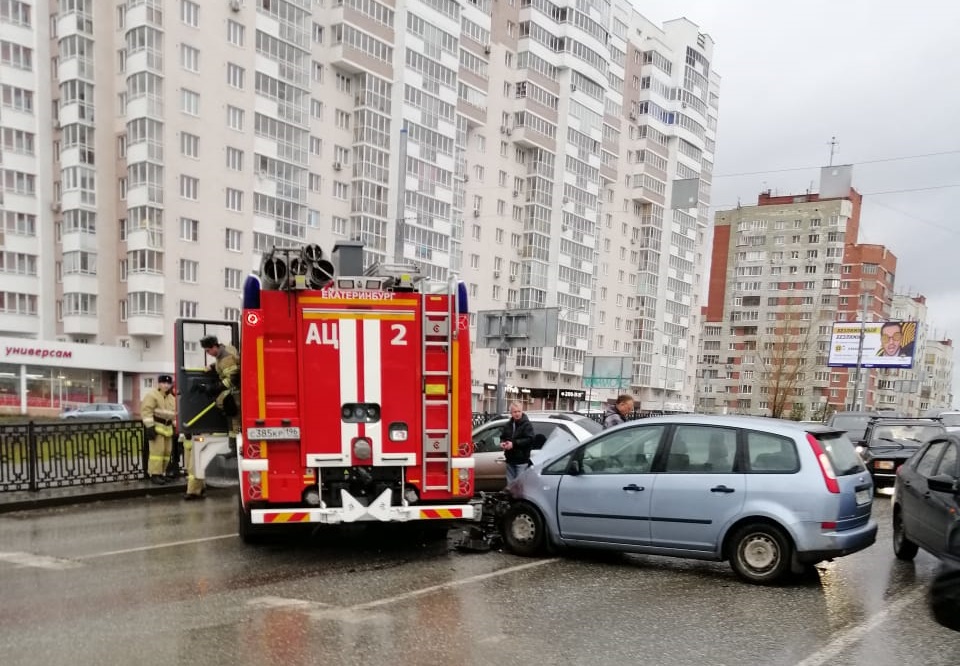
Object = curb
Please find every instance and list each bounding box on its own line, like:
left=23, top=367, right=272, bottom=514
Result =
left=0, top=481, right=237, bottom=514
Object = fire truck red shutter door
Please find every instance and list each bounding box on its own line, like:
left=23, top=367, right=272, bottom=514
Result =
left=374, top=309, right=420, bottom=465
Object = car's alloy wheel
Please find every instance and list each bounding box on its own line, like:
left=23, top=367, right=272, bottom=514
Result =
left=892, top=508, right=918, bottom=560
left=729, top=523, right=792, bottom=585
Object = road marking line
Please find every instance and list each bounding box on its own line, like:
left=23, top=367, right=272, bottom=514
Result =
left=0, top=551, right=83, bottom=570
left=793, top=587, right=926, bottom=666
left=245, top=558, right=560, bottom=623
left=348, top=558, right=561, bottom=611
left=75, top=533, right=238, bottom=559
left=247, top=596, right=332, bottom=611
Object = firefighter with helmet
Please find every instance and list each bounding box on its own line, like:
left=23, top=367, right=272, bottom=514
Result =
left=199, top=334, right=240, bottom=432
left=141, top=374, right=177, bottom=484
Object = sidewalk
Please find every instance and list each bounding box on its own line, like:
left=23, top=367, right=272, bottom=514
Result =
left=0, top=477, right=231, bottom=514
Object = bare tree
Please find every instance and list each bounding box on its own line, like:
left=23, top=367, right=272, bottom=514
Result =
left=760, top=295, right=820, bottom=419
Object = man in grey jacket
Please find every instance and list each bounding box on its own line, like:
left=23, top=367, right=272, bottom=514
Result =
left=603, top=394, right=635, bottom=429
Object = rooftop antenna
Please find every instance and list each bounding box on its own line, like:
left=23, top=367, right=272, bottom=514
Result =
left=828, top=136, right=839, bottom=166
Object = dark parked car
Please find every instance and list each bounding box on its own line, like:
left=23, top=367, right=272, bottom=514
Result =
left=861, top=418, right=945, bottom=490
left=825, top=410, right=880, bottom=446
left=891, top=433, right=959, bottom=561
left=930, top=561, right=960, bottom=632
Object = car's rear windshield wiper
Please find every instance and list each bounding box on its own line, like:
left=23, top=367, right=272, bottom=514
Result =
left=869, top=437, right=904, bottom=450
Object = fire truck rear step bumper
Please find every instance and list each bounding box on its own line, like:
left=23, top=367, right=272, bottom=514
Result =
left=251, top=488, right=478, bottom=525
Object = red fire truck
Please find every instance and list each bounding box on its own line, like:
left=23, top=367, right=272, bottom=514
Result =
left=174, top=241, right=480, bottom=542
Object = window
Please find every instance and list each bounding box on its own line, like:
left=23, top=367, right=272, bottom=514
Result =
left=179, top=175, right=198, bottom=200
left=225, top=188, right=243, bottom=212
left=227, top=105, right=244, bottom=130
left=180, top=132, right=199, bottom=158
left=746, top=431, right=800, bottom=473
left=224, top=307, right=240, bottom=321
left=179, top=259, right=198, bottom=283
left=181, top=0, right=199, bottom=27
left=180, top=217, right=198, bottom=242
left=227, top=63, right=245, bottom=89
left=665, top=426, right=737, bottom=473
left=181, top=89, right=199, bottom=115
left=225, top=228, right=242, bottom=251
left=333, top=181, right=348, bottom=199
left=219, top=266, right=243, bottom=292
left=915, top=442, right=946, bottom=477
left=227, top=19, right=245, bottom=46
left=225, top=147, right=243, bottom=170
left=566, top=425, right=665, bottom=475
left=936, top=443, right=958, bottom=477
left=180, top=44, right=199, bottom=72
left=179, top=300, right=198, bottom=318
left=332, top=216, right=348, bottom=235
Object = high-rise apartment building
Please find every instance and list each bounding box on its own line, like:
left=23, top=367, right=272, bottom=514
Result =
left=699, top=169, right=900, bottom=419
left=878, top=294, right=954, bottom=414
left=465, top=11, right=719, bottom=412
left=0, top=1, right=717, bottom=416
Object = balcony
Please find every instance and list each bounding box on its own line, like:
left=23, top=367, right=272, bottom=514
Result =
left=62, top=314, right=98, bottom=336
left=127, top=314, right=164, bottom=337
left=630, top=185, right=665, bottom=206
left=126, top=272, right=165, bottom=295
left=126, top=228, right=164, bottom=251
left=0, top=313, right=39, bottom=336
left=510, top=125, right=556, bottom=151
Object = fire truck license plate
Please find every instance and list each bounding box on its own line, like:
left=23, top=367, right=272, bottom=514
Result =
left=247, top=427, right=301, bottom=441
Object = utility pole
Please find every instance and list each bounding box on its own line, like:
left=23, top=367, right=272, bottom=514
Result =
left=850, top=292, right=870, bottom=410
left=495, top=313, right=509, bottom=415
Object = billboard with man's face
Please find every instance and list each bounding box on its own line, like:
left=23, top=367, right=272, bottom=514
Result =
left=827, top=321, right=918, bottom=369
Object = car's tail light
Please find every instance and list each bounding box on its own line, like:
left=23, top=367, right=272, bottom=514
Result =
left=807, top=434, right=840, bottom=494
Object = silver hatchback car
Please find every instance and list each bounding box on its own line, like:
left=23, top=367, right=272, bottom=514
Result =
left=59, top=403, right=131, bottom=421
left=500, top=414, right=878, bottom=584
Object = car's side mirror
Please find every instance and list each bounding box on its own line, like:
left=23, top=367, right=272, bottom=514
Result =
left=567, top=459, right=582, bottom=476
left=927, top=474, right=960, bottom=494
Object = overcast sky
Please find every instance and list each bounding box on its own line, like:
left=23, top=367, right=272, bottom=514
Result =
left=640, top=0, right=960, bottom=404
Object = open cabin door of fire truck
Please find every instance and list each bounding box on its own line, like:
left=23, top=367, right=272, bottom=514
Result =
left=174, top=318, right=240, bottom=437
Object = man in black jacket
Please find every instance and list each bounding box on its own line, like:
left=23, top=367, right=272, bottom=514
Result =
left=499, top=402, right=535, bottom=485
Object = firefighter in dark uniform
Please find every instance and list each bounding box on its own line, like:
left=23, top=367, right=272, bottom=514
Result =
left=140, top=374, right=176, bottom=484
left=200, top=335, right=241, bottom=434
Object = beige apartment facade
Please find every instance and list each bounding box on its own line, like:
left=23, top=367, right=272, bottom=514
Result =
left=1, top=0, right=717, bottom=415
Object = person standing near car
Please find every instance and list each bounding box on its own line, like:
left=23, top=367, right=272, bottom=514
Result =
left=499, top=402, right=535, bottom=485
left=603, top=394, right=635, bottom=429
left=141, top=374, right=176, bottom=485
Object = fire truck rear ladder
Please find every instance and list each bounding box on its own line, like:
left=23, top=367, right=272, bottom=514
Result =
left=420, top=276, right=458, bottom=491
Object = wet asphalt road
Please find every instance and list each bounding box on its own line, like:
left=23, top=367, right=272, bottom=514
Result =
left=0, top=493, right=955, bottom=666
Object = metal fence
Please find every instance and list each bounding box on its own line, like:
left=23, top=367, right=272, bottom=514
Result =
left=1, top=410, right=676, bottom=493
left=0, top=421, right=147, bottom=492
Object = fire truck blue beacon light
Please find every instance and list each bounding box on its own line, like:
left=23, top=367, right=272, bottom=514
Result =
left=243, top=274, right=261, bottom=310
left=457, top=280, right=469, bottom=314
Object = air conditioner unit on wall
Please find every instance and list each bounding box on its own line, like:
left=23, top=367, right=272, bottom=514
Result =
left=333, top=162, right=342, bottom=171
left=229, top=0, right=242, bottom=11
